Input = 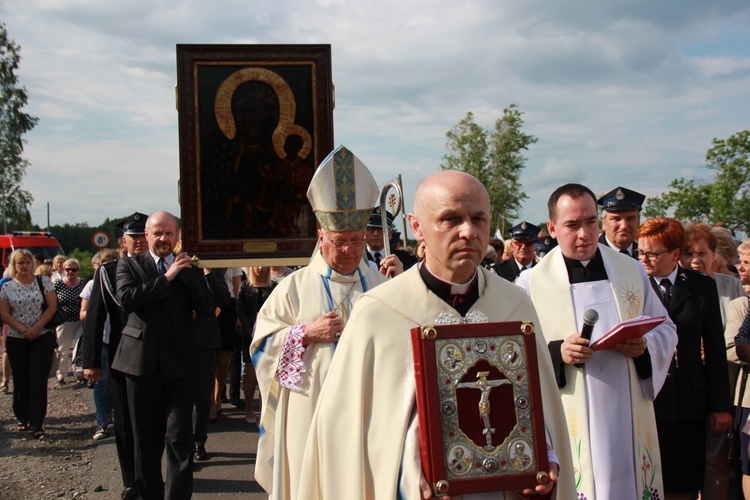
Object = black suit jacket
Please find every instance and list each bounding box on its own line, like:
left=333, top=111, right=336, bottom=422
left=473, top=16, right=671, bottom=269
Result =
left=366, top=248, right=418, bottom=270
left=494, top=259, right=532, bottom=283
left=598, top=232, right=638, bottom=259
left=193, top=269, right=227, bottom=350
left=82, top=260, right=128, bottom=370
left=112, top=253, right=214, bottom=378
left=653, top=266, right=731, bottom=423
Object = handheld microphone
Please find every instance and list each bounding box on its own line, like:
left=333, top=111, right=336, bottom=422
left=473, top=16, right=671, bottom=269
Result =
left=580, top=309, right=599, bottom=341
left=575, top=309, right=599, bottom=368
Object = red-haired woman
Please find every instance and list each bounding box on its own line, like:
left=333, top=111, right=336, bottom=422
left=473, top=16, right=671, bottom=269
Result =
left=636, top=218, right=732, bottom=498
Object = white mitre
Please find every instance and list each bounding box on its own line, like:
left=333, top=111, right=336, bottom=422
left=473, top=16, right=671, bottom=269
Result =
left=306, top=145, right=379, bottom=232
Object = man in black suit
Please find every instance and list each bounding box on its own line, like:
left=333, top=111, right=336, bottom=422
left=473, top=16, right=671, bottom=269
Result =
left=597, top=186, right=645, bottom=258
left=82, top=211, right=148, bottom=500
left=636, top=217, right=732, bottom=497
left=365, top=207, right=417, bottom=271
left=494, top=221, right=539, bottom=283
left=113, top=211, right=214, bottom=500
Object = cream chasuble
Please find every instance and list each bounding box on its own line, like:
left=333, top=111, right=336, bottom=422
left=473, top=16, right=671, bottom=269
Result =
left=518, top=244, right=677, bottom=500
left=299, top=265, right=576, bottom=500
left=250, top=253, right=385, bottom=499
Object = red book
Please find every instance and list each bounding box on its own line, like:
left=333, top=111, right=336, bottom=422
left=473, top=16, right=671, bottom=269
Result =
left=589, top=316, right=667, bottom=351
left=410, top=321, right=551, bottom=497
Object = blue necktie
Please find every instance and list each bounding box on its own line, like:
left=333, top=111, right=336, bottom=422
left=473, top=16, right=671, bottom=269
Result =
left=157, top=258, right=167, bottom=275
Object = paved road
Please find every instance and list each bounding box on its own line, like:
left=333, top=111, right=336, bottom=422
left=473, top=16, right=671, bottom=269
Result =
left=85, top=388, right=267, bottom=499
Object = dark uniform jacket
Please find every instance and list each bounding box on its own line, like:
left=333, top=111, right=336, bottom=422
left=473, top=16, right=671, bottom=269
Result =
left=598, top=232, right=638, bottom=259
left=366, top=249, right=418, bottom=271
left=494, top=259, right=533, bottom=283
left=194, top=269, right=228, bottom=350
left=652, top=266, right=731, bottom=422
left=82, top=260, right=127, bottom=370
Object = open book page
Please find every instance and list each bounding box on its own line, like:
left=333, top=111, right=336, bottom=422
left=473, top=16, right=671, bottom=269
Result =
left=590, top=315, right=667, bottom=351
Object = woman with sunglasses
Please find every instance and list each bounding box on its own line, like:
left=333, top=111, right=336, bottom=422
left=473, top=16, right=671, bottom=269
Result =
left=53, top=258, right=86, bottom=386
left=0, top=249, right=58, bottom=439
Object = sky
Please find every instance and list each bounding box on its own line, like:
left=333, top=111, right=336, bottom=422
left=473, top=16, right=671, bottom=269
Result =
left=2, top=0, right=750, bottom=239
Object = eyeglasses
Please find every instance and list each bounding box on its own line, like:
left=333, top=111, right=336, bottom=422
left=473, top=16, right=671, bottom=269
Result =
left=65, top=268, right=79, bottom=272
left=322, top=232, right=366, bottom=250
left=637, top=250, right=671, bottom=261
left=512, top=240, right=535, bottom=247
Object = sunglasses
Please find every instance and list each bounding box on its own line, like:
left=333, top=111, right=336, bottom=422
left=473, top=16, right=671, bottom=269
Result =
left=65, top=268, right=79, bottom=272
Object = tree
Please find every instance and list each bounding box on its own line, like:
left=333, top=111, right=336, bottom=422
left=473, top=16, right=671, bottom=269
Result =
left=643, top=130, right=750, bottom=234
left=442, top=104, right=537, bottom=235
left=49, top=222, right=94, bottom=254
left=0, top=23, right=38, bottom=233
left=68, top=248, right=94, bottom=280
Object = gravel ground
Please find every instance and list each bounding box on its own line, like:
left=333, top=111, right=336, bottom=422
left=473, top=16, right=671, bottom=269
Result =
left=0, top=377, right=99, bottom=499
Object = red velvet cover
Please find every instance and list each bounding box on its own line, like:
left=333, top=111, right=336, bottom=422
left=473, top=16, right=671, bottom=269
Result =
left=411, top=321, right=550, bottom=497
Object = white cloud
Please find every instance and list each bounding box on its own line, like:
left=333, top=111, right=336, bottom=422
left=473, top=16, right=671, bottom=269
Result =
left=0, top=0, right=748, bottom=236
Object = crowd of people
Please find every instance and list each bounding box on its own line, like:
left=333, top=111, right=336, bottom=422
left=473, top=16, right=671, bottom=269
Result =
left=1, top=145, right=750, bottom=499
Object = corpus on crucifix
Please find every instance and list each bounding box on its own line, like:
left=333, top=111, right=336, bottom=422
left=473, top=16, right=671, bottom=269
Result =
left=457, top=371, right=510, bottom=450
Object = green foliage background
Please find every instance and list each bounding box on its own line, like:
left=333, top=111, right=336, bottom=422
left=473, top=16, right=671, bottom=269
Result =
left=643, top=130, right=750, bottom=236
left=441, top=104, right=537, bottom=238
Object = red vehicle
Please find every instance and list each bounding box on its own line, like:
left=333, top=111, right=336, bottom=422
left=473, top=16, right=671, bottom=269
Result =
left=0, top=231, right=65, bottom=270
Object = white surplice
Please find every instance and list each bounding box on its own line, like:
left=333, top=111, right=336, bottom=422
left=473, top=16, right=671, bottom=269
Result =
left=250, top=253, right=385, bottom=499
left=299, top=266, right=576, bottom=500
left=516, top=244, right=677, bottom=500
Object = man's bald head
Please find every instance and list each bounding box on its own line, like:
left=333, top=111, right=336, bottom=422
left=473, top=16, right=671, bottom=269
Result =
left=414, top=170, right=489, bottom=218
left=409, top=170, right=490, bottom=283
left=146, top=211, right=180, bottom=232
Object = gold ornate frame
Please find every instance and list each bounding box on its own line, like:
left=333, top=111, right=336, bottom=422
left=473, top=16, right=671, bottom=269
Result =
left=176, top=45, right=333, bottom=265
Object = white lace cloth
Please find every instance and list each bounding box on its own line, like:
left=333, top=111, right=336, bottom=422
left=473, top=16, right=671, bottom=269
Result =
left=277, top=324, right=307, bottom=391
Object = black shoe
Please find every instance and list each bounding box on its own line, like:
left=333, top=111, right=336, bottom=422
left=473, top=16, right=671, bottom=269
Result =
left=230, top=398, right=246, bottom=409
left=194, top=444, right=208, bottom=461
left=121, top=486, right=138, bottom=499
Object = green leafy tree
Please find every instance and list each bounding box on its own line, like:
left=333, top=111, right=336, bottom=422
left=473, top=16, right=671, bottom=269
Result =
left=40, top=215, right=138, bottom=257
left=442, top=104, right=537, bottom=235
left=49, top=222, right=94, bottom=254
left=643, top=130, right=750, bottom=234
left=0, top=23, right=38, bottom=233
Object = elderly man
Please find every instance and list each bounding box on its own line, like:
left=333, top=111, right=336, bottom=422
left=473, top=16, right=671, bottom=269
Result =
left=299, top=170, right=574, bottom=499
left=494, top=221, right=540, bottom=282
left=82, top=211, right=148, bottom=500
left=597, top=186, right=645, bottom=258
left=113, top=211, right=214, bottom=500
left=516, top=183, right=677, bottom=500
left=250, top=146, right=401, bottom=499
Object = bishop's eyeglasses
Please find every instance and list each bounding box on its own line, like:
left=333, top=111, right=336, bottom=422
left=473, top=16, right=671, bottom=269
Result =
left=322, top=232, right=366, bottom=250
